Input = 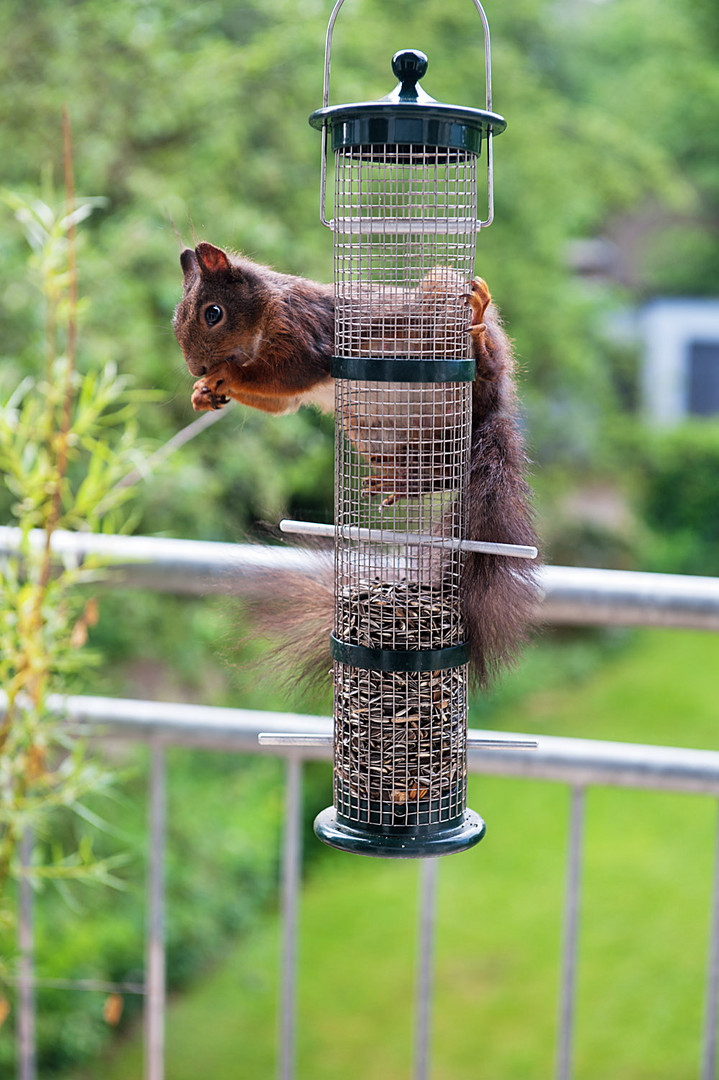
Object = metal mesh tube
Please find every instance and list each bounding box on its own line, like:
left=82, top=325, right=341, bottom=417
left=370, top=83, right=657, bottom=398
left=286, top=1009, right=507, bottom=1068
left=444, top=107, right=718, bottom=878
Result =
left=332, top=144, right=478, bottom=836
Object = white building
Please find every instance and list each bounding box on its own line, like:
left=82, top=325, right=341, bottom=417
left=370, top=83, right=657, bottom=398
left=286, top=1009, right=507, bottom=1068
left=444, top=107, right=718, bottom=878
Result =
left=641, top=298, right=719, bottom=425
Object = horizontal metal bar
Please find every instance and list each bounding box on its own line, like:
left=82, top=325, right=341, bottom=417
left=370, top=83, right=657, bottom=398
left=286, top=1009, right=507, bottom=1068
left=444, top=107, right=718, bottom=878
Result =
left=259, top=732, right=538, bottom=751
left=327, top=217, right=482, bottom=235
left=45, top=694, right=333, bottom=755
left=534, top=563, right=719, bottom=631
left=2, top=526, right=717, bottom=631
left=279, top=519, right=538, bottom=559
left=0, top=525, right=317, bottom=596
left=259, top=733, right=332, bottom=749
left=8, top=693, right=719, bottom=796
left=466, top=731, right=719, bottom=796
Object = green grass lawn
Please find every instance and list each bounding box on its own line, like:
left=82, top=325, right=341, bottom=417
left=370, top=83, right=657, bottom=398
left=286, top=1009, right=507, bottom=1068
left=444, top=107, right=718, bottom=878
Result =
left=65, top=628, right=719, bottom=1079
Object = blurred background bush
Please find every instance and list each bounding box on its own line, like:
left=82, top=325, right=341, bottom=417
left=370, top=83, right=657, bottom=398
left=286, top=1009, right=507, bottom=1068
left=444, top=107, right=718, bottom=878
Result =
left=1, top=0, right=718, bottom=1074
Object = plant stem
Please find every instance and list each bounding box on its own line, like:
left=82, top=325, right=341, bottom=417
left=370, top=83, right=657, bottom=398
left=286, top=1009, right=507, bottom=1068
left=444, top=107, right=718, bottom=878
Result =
left=0, top=112, right=83, bottom=902
left=38, top=108, right=78, bottom=595
left=62, top=106, right=78, bottom=384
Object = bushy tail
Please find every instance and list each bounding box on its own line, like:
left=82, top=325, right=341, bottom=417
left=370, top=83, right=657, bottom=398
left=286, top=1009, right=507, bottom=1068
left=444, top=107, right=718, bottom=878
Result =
left=237, top=546, right=334, bottom=695
left=239, top=491, right=538, bottom=696
left=461, top=413, right=540, bottom=688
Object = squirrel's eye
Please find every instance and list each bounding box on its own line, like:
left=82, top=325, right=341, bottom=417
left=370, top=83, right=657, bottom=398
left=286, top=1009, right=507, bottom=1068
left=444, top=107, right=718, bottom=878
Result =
left=204, top=304, right=223, bottom=328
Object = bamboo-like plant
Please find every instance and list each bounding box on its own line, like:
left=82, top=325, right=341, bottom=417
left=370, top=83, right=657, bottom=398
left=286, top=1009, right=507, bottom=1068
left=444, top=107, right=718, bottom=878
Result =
left=0, top=119, right=147, bottom=955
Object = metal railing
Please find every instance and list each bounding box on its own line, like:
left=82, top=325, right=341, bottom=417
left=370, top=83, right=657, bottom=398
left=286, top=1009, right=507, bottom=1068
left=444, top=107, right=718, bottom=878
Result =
left=2, top=524, right=719, bottom=631
left=3, top=528, right=719, bottom=1080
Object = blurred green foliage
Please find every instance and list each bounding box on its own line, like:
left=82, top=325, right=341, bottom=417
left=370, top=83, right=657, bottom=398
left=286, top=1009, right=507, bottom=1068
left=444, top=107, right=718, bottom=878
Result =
left=1, top=0, right=717, bottom=550
left=635, top=421, right=719, bottom=576
left=2, top=0, right=719, bottom=1074
left=0, top=187, right=156, bottom=994
left=55, top=629, right=719, bottom=1080
left=0, top=748, right=289, bottom=1074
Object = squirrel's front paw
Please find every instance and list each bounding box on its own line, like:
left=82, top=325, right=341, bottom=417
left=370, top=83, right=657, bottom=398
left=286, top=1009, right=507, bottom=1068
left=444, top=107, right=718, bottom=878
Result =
left=191, top=379, right=229, bottom=411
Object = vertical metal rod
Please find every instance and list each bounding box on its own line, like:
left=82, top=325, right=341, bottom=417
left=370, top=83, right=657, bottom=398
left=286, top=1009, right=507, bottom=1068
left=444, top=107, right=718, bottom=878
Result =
left=145, top=743, right=166, bottom=1080
left=555, top=785, right=586, bottom=1080
left=413, top=858, right=439, bottom=1080
left=278, top=757, right=303, bottom=1080
left=700, top=799, right=719, bottom=1080
left=16, top=828, right=36, bottom=1080
left=322, top=0, right=346, bottom=108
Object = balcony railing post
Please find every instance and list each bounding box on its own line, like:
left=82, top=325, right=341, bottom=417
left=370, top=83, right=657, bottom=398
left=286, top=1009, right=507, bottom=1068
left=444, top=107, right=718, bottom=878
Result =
left=145, top=742, right=166, bottom=1080
left=279, top=756, right=303, bottom=1080
left=17, top=828, right=36, bottom=1080
left=701, top=799, right=719, bottom=1080
left=413, top=858, right=439, bottom=1080
left=556, top=785, right=586, bottom=1080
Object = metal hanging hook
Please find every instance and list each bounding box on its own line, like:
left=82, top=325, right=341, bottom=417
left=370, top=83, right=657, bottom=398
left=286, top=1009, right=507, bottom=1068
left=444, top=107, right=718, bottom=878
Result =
left=317, top=0, right=498, bottom=230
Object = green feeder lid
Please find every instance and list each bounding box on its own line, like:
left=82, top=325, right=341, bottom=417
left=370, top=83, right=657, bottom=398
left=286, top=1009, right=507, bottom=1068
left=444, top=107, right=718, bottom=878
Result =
left=309, top=48, right=506, bottom=155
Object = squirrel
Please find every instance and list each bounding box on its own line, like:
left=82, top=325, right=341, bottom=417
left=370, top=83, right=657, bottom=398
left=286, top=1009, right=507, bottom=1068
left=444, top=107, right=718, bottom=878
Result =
left=173, top=241, right=539, bottom=687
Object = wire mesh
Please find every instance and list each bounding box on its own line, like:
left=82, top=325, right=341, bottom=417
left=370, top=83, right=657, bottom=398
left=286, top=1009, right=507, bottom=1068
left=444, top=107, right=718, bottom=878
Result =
left=332, top=144, right=478, bottom=831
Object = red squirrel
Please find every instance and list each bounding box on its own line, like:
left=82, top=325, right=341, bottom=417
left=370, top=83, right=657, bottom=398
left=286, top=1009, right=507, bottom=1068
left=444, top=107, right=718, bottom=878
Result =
left=173, top=241, right=539, bottom=686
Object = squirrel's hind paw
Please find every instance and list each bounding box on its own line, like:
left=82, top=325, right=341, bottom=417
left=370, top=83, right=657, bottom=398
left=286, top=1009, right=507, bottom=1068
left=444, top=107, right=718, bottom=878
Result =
left=464, top=277, right=492, bottom=326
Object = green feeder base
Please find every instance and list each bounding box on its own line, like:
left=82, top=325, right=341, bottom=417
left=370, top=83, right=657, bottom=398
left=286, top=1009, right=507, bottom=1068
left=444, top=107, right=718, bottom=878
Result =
left=314, top=806, right=486, bottom=860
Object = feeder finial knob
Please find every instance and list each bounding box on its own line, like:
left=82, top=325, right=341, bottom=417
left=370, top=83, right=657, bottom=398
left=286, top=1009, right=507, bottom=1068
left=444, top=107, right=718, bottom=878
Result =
left=391, top=49, right=429, bottom=101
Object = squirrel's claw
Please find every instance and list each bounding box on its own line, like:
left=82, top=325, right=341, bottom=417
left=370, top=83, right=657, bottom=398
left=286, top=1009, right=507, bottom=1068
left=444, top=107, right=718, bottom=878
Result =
left=361, top=473, right=398, bottom=504
left=360, top=473, right=405, bottom=507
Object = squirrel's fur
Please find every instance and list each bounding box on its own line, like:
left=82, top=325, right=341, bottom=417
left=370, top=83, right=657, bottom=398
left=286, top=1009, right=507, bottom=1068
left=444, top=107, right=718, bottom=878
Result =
left=174, top=241, right=539, bottom=687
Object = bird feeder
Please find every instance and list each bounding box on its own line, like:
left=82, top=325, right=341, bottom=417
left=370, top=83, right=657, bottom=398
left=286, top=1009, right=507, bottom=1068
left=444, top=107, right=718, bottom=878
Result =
left=300, top=1, right=510, bottom=859
left=263, top=0, right=537, bottom=857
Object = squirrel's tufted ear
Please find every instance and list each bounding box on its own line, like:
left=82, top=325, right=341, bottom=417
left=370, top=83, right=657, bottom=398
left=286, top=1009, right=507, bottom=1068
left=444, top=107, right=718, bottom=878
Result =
left=180, top=248, right=199, bottom=281
left=195, top=242, right=233, bottom=276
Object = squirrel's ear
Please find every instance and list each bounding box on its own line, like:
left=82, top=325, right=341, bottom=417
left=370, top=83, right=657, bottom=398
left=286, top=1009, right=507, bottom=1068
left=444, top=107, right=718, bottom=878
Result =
left=195, top=242, right=233, bottom=276
left=180, top=248, right=199, bottom=281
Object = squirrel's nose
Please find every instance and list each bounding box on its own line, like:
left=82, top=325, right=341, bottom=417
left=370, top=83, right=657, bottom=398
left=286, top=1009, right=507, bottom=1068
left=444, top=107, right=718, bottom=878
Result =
left=186, top=360, right=208, bottom=377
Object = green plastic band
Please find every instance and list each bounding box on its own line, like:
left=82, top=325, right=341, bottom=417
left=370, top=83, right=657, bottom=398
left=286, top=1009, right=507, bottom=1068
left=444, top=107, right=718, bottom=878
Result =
left=331, top=356, right=476, bottom=383
left=330, top=632, right=469, bottom=672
